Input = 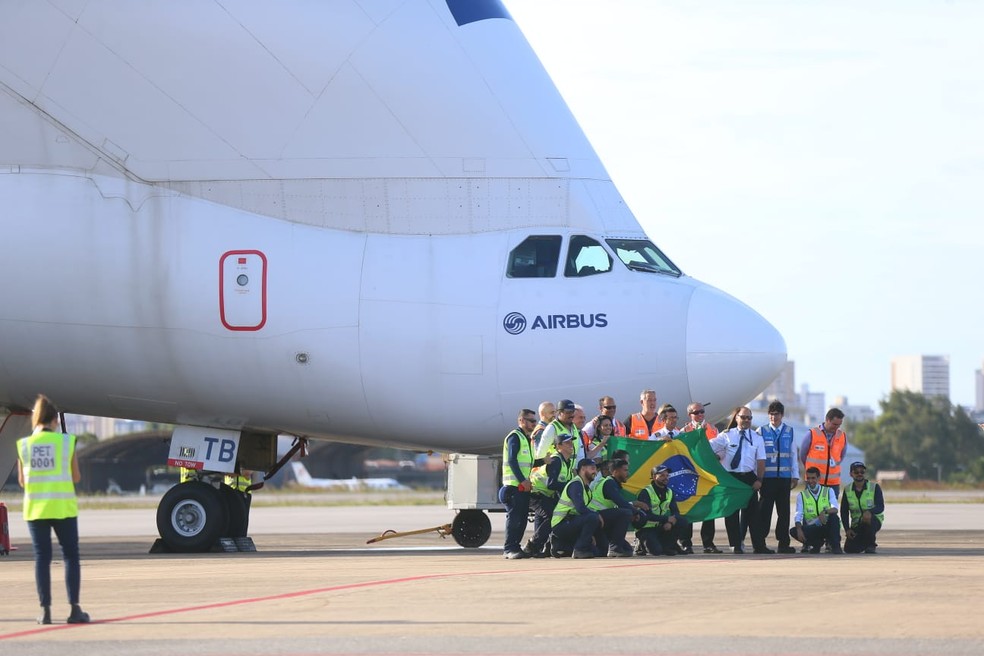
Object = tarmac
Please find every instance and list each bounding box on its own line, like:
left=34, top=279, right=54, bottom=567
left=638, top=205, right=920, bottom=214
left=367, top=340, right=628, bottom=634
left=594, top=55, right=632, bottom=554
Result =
left=1, top=501, right=983, bottom=656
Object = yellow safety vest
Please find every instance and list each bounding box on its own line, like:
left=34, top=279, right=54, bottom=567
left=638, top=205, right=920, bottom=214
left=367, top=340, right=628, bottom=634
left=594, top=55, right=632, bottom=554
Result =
left=529, top=456, right=574, bottom=497
left=845, top=481, right=884, bottom=526
left=642, top=484, right=673, bottom=529
left=800, top=486, right=832, bottom=524
left=17, top=430, right=78, bottom=521
left=501, top=429, right=533, bottom=487
left=551, top=479, right=592, bottom=528
left=587, top=476, right=617, bottom=510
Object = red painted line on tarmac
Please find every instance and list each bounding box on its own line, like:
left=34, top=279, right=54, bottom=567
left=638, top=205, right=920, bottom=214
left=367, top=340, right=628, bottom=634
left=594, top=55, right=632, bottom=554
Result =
left=0, top=557, right=707, bottom=640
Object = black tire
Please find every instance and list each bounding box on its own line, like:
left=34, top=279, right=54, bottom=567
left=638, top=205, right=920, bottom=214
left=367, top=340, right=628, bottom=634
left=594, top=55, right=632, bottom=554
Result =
left=451, top=510, right=491, bottom=548
left=156, top=481, right=228, bottom=552
left=220, top=484, right=249, bottom=538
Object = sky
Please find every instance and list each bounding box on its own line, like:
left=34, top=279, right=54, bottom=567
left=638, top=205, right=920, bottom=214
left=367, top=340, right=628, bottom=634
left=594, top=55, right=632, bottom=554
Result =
left=507, top=0, right=984, bottom=411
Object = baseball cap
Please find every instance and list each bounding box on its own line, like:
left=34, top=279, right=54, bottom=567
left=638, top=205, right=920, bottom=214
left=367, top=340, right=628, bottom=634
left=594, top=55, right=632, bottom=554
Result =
left=576, top=458, right=596, bottom=471
left=653, top=464, right=671, bottom=474
left=557, top=399, right=576, bottom=412
left=850, top=461, right=866, bottom=471
left=555, top=433, right=574, bottom=445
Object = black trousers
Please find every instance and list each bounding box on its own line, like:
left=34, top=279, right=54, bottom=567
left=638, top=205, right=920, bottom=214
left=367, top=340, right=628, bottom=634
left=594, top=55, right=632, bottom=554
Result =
left=759, top=477, right=793, bottom=548
left=638, top=518, right=691, bottom=555
left=725, top=471, right=763, bottom=549
left=844, top=517, right=881, bottom=553
left=681, top=520, right=717, bottom=548
left=527, top=493, right=557, bottom=552
left=551, top=513, right=601, bottom=553
left=593, top=507, right=633, bottom=554
left=790, top=518, right=841, bottom=550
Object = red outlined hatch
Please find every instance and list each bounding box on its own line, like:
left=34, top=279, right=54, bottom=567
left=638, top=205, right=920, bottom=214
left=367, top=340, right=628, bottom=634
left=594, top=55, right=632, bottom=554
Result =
left=219, top=250, right=267, bottom=331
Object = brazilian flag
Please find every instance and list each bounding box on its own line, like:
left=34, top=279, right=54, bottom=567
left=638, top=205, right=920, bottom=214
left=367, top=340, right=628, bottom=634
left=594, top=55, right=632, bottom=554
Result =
left=609, top=430, right=752, bottom=522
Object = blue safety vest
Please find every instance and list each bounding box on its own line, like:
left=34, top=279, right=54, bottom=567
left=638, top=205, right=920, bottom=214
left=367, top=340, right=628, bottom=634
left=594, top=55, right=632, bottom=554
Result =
left=759, top=423, right=795, bottom=479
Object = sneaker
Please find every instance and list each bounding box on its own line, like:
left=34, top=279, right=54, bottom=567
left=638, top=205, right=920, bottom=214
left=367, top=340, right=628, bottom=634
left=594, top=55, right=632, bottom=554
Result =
left=607, top=547, right=632, bottom=558
left=550, top=545, right=570, bottom=558
left=634, top=539, right=647, bottom=556
left=777, top=545, right=797, bottom=554
left=703, top=545, right=723, bottom=554
left=572, top=549, right=595, bottom=559
left=801, top=546, right=810, bottom=553
left=753, top=546, right=776, bottom=554
left=679, top=545, right=694, bottom=555
left=67, top=605, right=90, bottom=624
left=864, top=546, right=877, bottom=554
left=504, top=550, right=531, bottom=559
left=37, top=607, right=51, bottom=625
left=732, top=545, right=745, bottom=554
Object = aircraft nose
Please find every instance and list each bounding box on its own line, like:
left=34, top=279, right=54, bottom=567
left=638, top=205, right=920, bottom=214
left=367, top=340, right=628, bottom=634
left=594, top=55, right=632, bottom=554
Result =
left=685, top=285, right=787, bottom=411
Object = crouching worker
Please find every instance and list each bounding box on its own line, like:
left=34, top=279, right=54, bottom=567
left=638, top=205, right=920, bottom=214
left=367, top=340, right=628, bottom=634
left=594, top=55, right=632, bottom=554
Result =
left=524, top=433, right=576, bottom=557
left=587, top=458, right=647, bottom=557
left=550, top=459, right=602, bottom=559
left=841, top=461, right=884, bottom=554
left=636, top=465, right=691, bottom=556
left=791, top=466, right=843, bottom=554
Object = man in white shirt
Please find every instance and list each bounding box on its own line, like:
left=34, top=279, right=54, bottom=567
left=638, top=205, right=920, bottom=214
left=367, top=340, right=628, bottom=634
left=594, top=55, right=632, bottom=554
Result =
left=652, top=404, right=681, bottom=441
left=710, top=407, right=767, bottom=554
left=535, top=399, right=580, bottom=462
left=792, top=466, right=843, bottom=554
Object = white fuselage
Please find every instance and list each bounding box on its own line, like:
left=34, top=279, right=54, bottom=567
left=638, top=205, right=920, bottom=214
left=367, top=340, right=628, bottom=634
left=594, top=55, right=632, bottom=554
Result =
left=0, top=1, right=785, bottom=455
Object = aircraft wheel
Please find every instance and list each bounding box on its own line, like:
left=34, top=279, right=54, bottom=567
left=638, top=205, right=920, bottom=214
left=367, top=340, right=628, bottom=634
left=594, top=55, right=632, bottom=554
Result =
left=220, top=484, right=250, bottom=538
left=451, top=509, right=491, bottom=548
left=157, top=481, right=228, bottom=552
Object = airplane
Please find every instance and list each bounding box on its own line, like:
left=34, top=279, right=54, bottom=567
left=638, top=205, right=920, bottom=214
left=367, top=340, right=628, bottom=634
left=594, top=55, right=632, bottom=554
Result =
left=289, top=461, right=409, bottom=492
left=0, top=0, right=786, bottom=552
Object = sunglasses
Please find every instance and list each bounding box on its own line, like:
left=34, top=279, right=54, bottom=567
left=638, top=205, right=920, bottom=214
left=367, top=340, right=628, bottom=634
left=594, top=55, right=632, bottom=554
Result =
left=603, top=405, right=616, bottom=410
left=738, top=415, right=752, bottom=420
left=690, top=410, right=705, bottom=415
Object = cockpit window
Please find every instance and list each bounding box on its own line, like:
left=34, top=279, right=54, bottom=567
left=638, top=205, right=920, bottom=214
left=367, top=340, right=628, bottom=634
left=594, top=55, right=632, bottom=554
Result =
left=605, top=239, right=681, bottom=276
left=507, top=235, right=562, bottom=278
left=565, top=235, right=612, bottom=277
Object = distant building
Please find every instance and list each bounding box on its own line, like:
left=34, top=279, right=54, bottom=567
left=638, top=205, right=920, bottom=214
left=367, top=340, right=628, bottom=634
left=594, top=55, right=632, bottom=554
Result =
left=755, top=360, right=796, bottom=405
left=831, top=395, right=875, bottom=424
left=975, top=361, right=984, bottom=413
left=800, top=384, right=825, bottom=426
left=890, top=355, right=950, bottom=399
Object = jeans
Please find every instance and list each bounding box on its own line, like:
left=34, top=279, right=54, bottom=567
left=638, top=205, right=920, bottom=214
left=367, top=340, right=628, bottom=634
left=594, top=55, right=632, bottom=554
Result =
left=499, top=485, right=530, bottom=553
left=28, top=517, right=81, bottom=607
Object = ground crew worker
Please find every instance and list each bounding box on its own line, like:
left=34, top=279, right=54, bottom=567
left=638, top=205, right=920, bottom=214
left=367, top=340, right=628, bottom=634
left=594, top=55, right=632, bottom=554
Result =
left=499, top=408, right=536, bottom=559
left=792, top=466, right=843, bottom=554
left=587, top=458, right=644, bottom=557
left=535, top=399, right=580, bottom=462
left=800, top=408, right=847, bottom=495
left=757, top=400, right=799, bottom=554
left=531, top=401, right=556, bottom=462
left=680, top=401, right=721, bottom=553
left=550, top=459, right=602, bottom=559
left=841, top=462, right=884, bottom=553
left=636, top=464, right=691, bottom=556
left=16, top=394, right=90, bottom=625
left=524, top=433, right=576, bottom=557
left=625, top=389, right=663, bottom=440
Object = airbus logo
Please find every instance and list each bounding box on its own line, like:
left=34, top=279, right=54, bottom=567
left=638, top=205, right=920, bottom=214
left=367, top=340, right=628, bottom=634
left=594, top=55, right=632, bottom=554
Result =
left=502, top=312, right=527, bottom=335
left=502, top=312, right=608, bottom=334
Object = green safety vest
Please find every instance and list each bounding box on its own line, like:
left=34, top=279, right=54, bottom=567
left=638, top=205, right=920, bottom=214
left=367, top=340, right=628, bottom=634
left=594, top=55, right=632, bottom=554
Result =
left=800, top=486, right=832, bottom=524
left=501, top=429, right=533, bottom=487
left=587, top=476, right=617, bottom=510
left=642, top=484, right=673, bottom=529
left=17, top=431, right=78, bottom=521
left=845, top=481, right=884, bottom=526
left=543, top=419, right=580, bottom=459
left=530, top=456, right=574, bottom=497
left=551, top=478, right=592, bottom=528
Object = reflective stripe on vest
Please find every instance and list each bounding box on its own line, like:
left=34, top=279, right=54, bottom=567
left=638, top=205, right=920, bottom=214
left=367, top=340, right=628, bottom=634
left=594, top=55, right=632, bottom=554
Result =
left=551, top=479, right=592, bottom=528
left=225, top=473, right=251, bottom=491
left=629, top=413, right=663, bottom=440
left=846, top=481, right=884, bottom=526
left=642, top=484, right=673, bottom=529
left=800, top=487, right=832, bottom=523
left=17, top=431, right=78, bottom=521
left=587, top=476, right=617, bottom=510
left=804, top=428, right=846, bottom=487
left=501, top=429, right=533, bottom=487
left=760, top=424, right=795, bottom=479
left=530, top=456, right=574, bottom=497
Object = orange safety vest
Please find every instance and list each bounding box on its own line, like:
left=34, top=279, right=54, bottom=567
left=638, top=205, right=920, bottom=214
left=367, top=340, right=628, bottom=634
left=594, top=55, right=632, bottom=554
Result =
left=613, top=419, right=627, bottom=437
left=803, top=427, right=847, bottom=487
left=682, top=421, right=718, bottom=439
left=629, top=413, right=664, bottom=440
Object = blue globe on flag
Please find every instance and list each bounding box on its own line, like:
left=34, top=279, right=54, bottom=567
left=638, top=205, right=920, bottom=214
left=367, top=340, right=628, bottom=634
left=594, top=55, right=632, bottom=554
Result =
left=662, top=454, right=699, bottom=502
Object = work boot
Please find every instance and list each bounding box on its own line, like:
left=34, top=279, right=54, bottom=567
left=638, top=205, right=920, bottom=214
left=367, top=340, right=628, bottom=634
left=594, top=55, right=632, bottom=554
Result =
left=37, top=606, right=51, bottom=625
left=67, top=605, right=90, bottom=624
